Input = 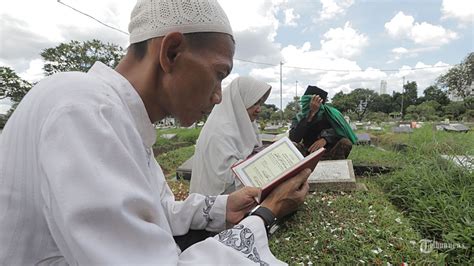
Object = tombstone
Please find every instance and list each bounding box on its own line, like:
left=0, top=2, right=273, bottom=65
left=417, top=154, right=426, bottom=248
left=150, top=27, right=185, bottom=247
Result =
left=392, top=126, right=413, bottom=133
left=443, top=123, right=469, bottom=133
left=176, top=155, right=194, bottom=180
left=356, top=133, right=371, bottom=145
left=435, top=124, right=446, bottom=131
left=441, top=155, right=473, bottom=172
left=259, top=132, right=288, bottom=145
left=368, top=126, right=382, bottom=131
left=264, top=125, right=280, bottom=133
left=308, top=160, right=357, bottom=192
left=161, top=133, right=177, bottom=140
left=350, top=122, right=357, bottom=131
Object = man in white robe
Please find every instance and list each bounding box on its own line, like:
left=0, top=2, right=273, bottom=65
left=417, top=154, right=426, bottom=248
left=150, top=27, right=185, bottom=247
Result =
left=0, top=0, right=311, bottom=264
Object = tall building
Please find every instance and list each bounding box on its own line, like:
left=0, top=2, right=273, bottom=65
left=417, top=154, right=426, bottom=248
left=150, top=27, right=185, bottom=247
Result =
left=380, top=80, right=387, bottom=95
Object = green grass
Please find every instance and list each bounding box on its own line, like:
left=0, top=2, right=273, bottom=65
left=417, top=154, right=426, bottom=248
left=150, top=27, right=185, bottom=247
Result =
left=269, top=185, right=442, bottom=264
left=155, top=126, right=473, bottom=263
left=372, top=127, right=473, bottom=264
left=153, top=128, right=201, bottom=154
left=348, top=145, right=404, bottom=167
left=156, top=145, right=195, bottom=177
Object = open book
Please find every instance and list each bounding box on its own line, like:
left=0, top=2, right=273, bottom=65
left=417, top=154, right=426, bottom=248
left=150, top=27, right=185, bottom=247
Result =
left=232, top=137, right=325, bottom=203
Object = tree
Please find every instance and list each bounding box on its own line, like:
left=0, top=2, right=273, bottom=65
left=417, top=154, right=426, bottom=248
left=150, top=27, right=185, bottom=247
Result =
left=406, top=101, right=439, bottom=121
left=370, top=93, right=395, bottom=114
left=349, top=88, right=377, bottom=121
left=41, top=39, right=125, bottom=75
left=403, top=81, right=418, bottom=111
left=0, top=66, right=32, bottom=103
left=443, top=102, right=466, bottom=120
left=284, top=96, right=299, bottom=121
left=262, top=103, right=278, bottom=112
left=438, top=52, right=473, bottom=103
left=259, top=105, right=275, bottom=121
left=420, top=85, right=450, bottom=106
left=331, top=91, right=354, bottom=113
left=0, top=67, right=33, bottom=128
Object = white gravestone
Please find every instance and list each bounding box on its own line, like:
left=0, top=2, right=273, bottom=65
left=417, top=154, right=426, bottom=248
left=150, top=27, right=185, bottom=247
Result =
left=308, top=159, right=357, bottom=192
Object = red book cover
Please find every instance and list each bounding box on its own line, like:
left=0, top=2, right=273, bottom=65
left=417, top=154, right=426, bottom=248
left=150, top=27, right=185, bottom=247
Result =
left=259, top=147, right=325, bottom=201
left=232, top=137, right=325, bottom=203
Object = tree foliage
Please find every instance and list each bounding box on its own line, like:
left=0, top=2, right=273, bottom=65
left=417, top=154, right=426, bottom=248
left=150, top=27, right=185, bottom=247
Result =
left=420, top=85, right=450, bottom=106
left=0, top=67, right=32, bottom=128
left=41, top=39, right=124, bottom=75
left=331, top=88, right=377, bottom=121
left=0, top=66, right=32, bottom=103
left=284, top=96, right=299, bottom=121
left=438, top=52, right=473, bottom=102
left=403, top=81, right=418, bottom=107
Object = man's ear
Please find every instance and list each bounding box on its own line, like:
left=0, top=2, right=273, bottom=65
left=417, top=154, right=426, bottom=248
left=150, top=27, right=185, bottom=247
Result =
left=159, top=32, right=186, bottom=73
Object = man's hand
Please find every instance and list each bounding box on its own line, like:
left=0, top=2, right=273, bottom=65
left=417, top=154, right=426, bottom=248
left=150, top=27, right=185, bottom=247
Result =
left=226, top=186, right=260, bottom=224
left=261, top=169, right=311, bottom=219
left=308, top=95, right=323, bottom=121
left=308, top=138, right=327, bottom=153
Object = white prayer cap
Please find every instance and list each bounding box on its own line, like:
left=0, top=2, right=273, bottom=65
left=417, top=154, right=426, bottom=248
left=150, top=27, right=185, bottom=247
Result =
left=128, top=0, right=233, bottom=44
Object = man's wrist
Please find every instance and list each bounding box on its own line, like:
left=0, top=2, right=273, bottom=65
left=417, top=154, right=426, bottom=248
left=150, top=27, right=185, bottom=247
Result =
left=246, top=205, right=277, bottom=234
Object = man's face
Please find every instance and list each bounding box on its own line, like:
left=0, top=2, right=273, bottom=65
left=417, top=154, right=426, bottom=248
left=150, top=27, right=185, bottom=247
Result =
left=165, top=34, right=234, bottom=127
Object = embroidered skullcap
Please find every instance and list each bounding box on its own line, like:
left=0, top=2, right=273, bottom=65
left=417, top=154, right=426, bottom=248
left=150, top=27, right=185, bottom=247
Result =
left=129, top=0, right=233, bottom=44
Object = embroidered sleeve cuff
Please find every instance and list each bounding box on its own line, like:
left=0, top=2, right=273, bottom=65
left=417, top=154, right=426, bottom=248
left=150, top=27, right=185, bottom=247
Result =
left=205, top=195, right=227, bottom=232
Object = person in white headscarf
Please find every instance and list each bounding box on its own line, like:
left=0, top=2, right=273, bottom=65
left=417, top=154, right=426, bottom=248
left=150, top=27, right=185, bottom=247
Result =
left=190, top=76, right=271, bottom=195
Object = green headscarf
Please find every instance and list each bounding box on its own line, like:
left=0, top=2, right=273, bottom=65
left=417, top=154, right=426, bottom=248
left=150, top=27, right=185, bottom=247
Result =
left=295, top=95, right=358, bottom=144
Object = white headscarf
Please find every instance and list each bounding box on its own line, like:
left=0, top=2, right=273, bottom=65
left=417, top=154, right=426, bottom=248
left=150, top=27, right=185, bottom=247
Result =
left=190, top=76, right=271, bottom=195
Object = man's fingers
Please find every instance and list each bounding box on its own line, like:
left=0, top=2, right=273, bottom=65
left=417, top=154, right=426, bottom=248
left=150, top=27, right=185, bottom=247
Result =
left=243, top=186, right=261, bottom=197
left=293, top=168, right=311, bottom=186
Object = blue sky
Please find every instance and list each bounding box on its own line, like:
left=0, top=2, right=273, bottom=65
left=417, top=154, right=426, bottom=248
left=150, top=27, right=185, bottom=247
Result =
left=1, top=0, right=473, bottom=113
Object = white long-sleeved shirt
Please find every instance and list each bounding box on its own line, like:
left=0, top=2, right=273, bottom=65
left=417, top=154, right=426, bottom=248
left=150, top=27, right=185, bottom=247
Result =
left=0, top=62, right=283, bottom=265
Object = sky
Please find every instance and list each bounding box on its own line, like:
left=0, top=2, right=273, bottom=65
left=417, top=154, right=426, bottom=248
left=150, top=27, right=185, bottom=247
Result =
left=0, top=0, right=473, bottom=113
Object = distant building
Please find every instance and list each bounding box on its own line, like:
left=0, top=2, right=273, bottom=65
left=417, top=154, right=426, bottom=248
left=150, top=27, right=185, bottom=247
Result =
left=379, top=80, right=387, bottom=95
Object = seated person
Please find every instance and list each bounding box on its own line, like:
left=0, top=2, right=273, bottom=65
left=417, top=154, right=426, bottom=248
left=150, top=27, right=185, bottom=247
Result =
left=190, top=76, right=271, bottom=195
left=289, top=85, right=357, bottom=160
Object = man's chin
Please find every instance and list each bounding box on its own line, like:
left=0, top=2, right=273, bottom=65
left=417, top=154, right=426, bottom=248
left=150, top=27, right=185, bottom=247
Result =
left=176, top=116, right=198, bottom=127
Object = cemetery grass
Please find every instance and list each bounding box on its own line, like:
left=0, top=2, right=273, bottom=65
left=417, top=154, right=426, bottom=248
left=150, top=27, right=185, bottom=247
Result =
left=372, top=127, right=473, bottom=264
left=269, top=186, right=442, bottom=264
left=156, top=126, right=473, bottom=263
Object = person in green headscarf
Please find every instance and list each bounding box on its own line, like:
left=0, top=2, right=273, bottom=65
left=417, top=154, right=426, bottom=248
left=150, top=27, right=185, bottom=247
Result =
left=289, top=85, right=357, bottom=160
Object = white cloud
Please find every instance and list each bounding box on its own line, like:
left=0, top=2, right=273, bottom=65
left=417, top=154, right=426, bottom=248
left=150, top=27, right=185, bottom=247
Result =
left=388, top=46, right=439, bottom=62
left=19, top=59, right=45, bottom=83
left=384, top=11, right=415, bottom=38
left=385, top=11, right=458, bottom=46
left=246, top=38, right=451, bottom=108
left=410, top=22, right=458, bottom=45
left=320, top=22, right=369, bottom=58
left=0, top=98, right=13, bottom=115
left=319, top=0, right=354, bottom=21
left=0, top=0, right=132, bottom=78
left=284, top=8, right=300, bottom=26
left=222, top=73, right=240, bottom=88
left=219, top=0, right=284, bottom=62
left=441, top=0, right=474, bottom=24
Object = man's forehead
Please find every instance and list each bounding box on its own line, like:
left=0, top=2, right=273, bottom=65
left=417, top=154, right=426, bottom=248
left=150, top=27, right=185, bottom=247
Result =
left=210, top=34, right=235, bottom=71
